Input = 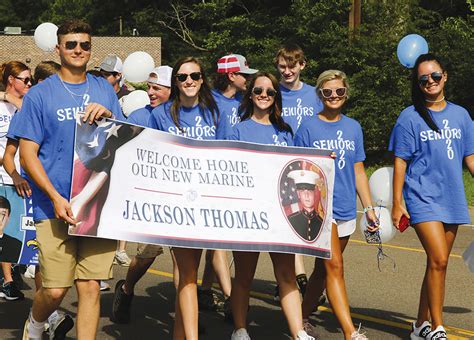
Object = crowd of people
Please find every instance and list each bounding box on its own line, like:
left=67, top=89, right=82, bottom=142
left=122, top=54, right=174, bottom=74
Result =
left=0, top=19, right=472, bottom=340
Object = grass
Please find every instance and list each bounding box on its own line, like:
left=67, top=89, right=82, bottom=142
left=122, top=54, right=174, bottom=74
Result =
left=365, top=166, right=474, bottom=206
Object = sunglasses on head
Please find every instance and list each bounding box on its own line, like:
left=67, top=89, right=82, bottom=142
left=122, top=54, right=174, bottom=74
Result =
left=252, top=87, right=277, bottom=97
left=319, top=87, right=347, bottom=99
left=176, top=72, right=202, bottom=82
left=64, top=40, right=92, bottom=51
left=418, top=71, right=443, bottom=86
left=15, top=76, right=33, bottom=85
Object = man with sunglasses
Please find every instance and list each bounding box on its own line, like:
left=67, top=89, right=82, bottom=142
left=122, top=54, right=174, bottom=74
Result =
left=99, top=54, right=130, bottom=99
left=14, top=20, right=124, bottom=340
left=213, top=54, right=258, bottom=126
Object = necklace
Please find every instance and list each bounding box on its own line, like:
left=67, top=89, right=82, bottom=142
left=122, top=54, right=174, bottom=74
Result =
left=59, top=75, right=89, bottom=108
left=425, top=96, right=445, bottom=103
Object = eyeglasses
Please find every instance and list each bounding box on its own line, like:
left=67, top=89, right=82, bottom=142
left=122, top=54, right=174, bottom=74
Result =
left=176, top=72, right=202, bottom=82
left=418, top=71, right=443, bottom=86
left=252, top=87, right=277, bottom=97
left=64, top=40, right=92, bottom=51
left=15, top=76, right=33, bottom=85
left=319, top=87, right=347, bottom=99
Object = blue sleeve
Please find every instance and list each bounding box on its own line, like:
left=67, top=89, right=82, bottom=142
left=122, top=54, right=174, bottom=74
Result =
left=226, top=126, right=240, bottom=141
left=6, top=112, right=20, bottom=140
left=216, top=111, right=232, bottom=140
left=110, top=94, right=126, bottom=122
left=463, top=113, right=474, bottom=157
left=285, top=131, right=294, bottom=146
left=355, top=125, right=366, bottom=162
left=127, top=109, right=152, bottom=128
left=389, top=122, right=416, bottom=161
left=294, top=125, right=310, bottom=147
left=14, top=93, right=44, bottom=145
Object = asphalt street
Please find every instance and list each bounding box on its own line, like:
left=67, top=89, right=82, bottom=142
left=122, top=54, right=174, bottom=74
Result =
left=1, top=210, right=473, bottom=339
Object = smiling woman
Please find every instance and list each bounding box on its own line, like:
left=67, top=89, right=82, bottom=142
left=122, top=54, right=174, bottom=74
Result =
left=389, top=53, right=474, bottom=340
left=295, top=69, right=378, bottom=339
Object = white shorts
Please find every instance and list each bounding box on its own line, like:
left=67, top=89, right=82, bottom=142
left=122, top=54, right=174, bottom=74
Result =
left=331, top=218, right=357, bottom=238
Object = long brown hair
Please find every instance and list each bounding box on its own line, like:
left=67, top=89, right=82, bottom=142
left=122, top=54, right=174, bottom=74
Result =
left=239, top=72, right=292, bottom=135
left=0, top=61, right=29, bottom=87
left=169, top=56, right=219, bottom=130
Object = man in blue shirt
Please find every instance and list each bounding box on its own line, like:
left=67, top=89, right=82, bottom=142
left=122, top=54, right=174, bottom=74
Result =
left=16, top=20, right=122, bottom=340
left=274, top=43, right=323, bottom=298
left=275, top=44, right=323, bottom=133
left=213, top=54, right=258, bottom=126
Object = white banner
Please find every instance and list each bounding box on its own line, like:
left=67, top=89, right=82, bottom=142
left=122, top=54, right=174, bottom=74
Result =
left=70, top=119, right=334, bottom=258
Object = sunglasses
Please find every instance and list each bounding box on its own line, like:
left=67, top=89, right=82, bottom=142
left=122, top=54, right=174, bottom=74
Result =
left=319, top=87, right=347, bottom=99
left=15, top=76, right=33, bottom=85
left=64, top=40, right=92, bottom=51
left=176, top=72, right=202, bottom=82
left=418, top=71, right=443, bottom=86
left=252, top=87, right=277, bottom=97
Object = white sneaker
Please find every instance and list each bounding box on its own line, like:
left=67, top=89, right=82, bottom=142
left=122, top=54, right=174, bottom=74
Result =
left=297, top=329, right=315, bottom=340
left=426, top=325, right=447, bottom=340
left=410, top=321, right=432, bottom=339
left=100, top=280, right=111, bottom=291
left=47, top=311, right=74, bottom=340
left=114, top=250, right=131, bottom=266
left=351, top=324, right=368, bottom=339
left=24, top=265, right=36, bottom=279
left=231, top=328, right=251, bottom=340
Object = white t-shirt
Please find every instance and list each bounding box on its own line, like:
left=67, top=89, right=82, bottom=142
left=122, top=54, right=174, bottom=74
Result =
left=0, top=101, right=19, bottom=185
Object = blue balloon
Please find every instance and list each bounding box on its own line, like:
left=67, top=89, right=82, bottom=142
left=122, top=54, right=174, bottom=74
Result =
left=397, top=34, right=429, bottom=68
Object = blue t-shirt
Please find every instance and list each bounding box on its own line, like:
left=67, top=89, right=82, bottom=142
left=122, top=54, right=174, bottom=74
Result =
left=389, top=102, right=474, bottom=224
left=212, top=89, right=242, bottom=127
left=280, top=82, right=323, bottom=133
left=127, top=104, right=155, bottom=127
left=150, top=101, right=230, bottom=140
left=294, top=114, right=365, bottom=220
left=227, top=118, right=294, bottom=146
left=13, top=73, right=123, bottom=221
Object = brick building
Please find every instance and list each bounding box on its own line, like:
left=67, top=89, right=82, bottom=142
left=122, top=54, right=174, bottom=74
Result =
left=0, top=35, right=161, bottom=71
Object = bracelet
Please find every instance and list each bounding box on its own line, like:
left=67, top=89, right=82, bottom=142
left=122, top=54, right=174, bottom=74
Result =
left=363, top=206, right=374, bottom=213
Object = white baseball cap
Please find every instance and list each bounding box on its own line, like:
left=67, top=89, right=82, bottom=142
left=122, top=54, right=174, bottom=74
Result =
left=99, top=54, right=123, bottom=73
left=217, top=54, right=258, bottom=74
left=147, top=66, right=173, bottom=87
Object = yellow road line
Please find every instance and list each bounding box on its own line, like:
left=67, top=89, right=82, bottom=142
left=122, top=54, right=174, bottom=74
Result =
left=146, top=269, right=474, bottom=338
left=349, top=239, right=463, bottom=259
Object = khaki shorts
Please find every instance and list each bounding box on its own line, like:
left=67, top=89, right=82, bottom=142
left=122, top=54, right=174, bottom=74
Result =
left=36, top=219, right=116, bottom=288
left=136, top=243, right=164, bottom=259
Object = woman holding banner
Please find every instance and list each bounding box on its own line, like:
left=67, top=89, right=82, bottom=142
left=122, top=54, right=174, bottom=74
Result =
left=295, top=70, right=378, bottom=340
left=227, top=72, right=313, bottom=340
left=390, top=53, right=474, bottom=340
left=147, top=56, right=229, bottom=340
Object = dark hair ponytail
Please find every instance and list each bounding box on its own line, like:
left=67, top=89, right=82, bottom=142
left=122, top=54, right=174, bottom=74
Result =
left=411, top=53, right=446, bottom=132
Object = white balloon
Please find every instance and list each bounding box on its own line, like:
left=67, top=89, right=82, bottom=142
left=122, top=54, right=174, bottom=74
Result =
left=121, top=90, right=150, bottom=117
left=34, top=23, right=58, bottom=52
left=369, top=167, right=394, bottom=207
left=359, top=206, right=396, bottom=244
left=123, top=52, right=155, bottom=83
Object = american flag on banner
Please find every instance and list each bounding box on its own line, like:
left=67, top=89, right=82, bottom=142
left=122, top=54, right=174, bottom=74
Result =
left=280, top=160, right=326, bottom=218
left=71, top=118, right=144, bottom=235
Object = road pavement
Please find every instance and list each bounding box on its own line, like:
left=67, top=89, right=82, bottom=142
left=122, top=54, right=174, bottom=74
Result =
left=1, top=210, right=473, bottom=339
